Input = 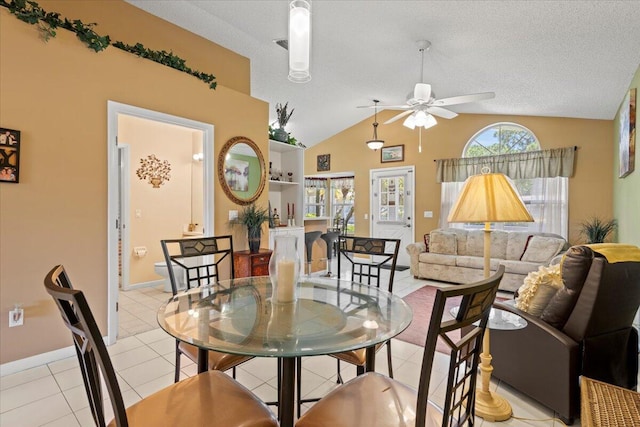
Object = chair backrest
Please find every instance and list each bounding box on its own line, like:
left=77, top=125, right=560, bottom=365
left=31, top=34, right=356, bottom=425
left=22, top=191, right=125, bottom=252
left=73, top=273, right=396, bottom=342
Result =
left=160, top=235, right=234, bottom=295
left=44, top=265, right=128, bottom=427
left=415, top=265, right=504, bottom=427
left=337, top=235, right=400, bottom=292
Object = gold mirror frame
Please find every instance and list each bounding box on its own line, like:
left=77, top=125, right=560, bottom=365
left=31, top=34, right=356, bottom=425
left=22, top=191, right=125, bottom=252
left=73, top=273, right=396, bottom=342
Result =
left=217, top=136, right=266, bottom=205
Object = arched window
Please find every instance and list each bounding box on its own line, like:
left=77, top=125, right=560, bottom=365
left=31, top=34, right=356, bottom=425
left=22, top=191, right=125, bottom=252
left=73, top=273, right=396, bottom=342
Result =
left=464, top=123, right=540, bottom=157
left=440, top=123, right=568, bottom=237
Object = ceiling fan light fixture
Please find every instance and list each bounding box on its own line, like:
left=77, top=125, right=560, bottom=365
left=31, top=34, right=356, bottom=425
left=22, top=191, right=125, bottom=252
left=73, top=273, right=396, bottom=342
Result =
left=403, top=113, right=416, bottom=130
left=424, top=114, right=438, bottom=129
left=288, top=0, right=311, bottom=83
left=366, top=100, right=385, bottom=151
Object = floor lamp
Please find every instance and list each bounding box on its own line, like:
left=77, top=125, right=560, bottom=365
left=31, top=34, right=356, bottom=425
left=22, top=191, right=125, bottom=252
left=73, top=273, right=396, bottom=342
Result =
left=447, top=170, right=533, bottom=422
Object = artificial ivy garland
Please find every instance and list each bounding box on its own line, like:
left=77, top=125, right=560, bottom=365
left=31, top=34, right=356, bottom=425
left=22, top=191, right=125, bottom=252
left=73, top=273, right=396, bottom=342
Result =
left=1, top=0, right=217, bottom=89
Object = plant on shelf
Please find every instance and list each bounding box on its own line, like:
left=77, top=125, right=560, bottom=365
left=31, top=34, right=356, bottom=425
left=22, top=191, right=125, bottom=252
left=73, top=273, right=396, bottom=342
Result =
left=234, top=203, right=270, bottom=253
left=579, top=217, right=617, bottom=243
left=270, top=102, right=294, bottom=143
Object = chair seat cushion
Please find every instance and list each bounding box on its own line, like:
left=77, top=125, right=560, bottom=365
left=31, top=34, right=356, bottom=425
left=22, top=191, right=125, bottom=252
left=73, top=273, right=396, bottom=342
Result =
left=330, top=342, right=384, bottom=366
left=108, top=370, right=278, bottom=427
left=296, top=372, right=448, bottom=427
left=178, top=341, right=252, bottom=371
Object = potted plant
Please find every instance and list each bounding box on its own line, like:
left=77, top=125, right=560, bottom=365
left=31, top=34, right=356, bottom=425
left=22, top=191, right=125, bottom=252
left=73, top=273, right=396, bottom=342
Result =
left=579, top=217, right=617, bottom=243
left=235, top=203, right=270, bottom=253
left=271, top=102, right=294, bottom=143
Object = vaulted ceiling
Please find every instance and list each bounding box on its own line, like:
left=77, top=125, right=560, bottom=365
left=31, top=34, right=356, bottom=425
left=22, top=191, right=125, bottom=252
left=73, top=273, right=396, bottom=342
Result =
left=128, top=1, right=640, bottom=148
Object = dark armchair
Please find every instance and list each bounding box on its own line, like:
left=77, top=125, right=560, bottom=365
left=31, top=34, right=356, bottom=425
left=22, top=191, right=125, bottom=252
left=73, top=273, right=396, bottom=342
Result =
left=490, top=244, right=640, bottom=424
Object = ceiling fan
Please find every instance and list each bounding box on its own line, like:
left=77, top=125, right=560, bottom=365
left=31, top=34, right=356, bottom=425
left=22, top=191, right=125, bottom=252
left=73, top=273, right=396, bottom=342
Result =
left=359, top=40, right=495, bottom=129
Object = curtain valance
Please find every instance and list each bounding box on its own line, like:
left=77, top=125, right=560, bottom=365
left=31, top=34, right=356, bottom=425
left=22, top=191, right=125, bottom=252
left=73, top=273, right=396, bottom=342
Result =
left=435, top=146, right=575, bottom=183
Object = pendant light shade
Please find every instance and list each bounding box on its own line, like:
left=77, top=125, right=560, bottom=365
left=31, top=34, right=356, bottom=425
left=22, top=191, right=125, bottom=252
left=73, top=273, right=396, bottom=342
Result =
left=366, top=100, right=385, bottom=151
left=288, top=0, right=311, bottom=83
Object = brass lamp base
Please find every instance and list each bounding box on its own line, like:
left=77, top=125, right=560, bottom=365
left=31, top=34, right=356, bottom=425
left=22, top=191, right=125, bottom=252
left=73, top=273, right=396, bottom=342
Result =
left=475, top=389, right=512, bottom=422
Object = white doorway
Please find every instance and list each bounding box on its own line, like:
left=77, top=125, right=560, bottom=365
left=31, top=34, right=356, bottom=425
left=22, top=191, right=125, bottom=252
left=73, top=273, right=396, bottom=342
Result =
left=370, top=166, right=415, bottom=267
left=107, top=101, right=214, bottom=344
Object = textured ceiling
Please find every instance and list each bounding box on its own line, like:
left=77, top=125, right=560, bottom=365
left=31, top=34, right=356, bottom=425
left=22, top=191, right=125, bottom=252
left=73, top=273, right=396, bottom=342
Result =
left=127, top=1, right=640, bottom=148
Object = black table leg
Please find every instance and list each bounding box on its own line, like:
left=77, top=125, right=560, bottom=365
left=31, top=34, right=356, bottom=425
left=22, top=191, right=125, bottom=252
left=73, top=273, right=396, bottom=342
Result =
left=197, top=348, right=208, bottom=373
left=280, top=357, right=295, bottom=427
left=365, top=346, right=376, bottom=372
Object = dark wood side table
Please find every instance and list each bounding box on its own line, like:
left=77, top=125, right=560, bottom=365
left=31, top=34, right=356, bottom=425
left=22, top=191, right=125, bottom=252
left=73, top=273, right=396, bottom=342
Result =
left=233, top=249, right=272, bottom=278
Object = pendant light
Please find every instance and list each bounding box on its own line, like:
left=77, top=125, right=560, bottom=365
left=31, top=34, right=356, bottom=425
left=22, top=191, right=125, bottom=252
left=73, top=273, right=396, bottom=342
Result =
left=288, top=0, right=311, bottom=83
left=366, top=100, right=384, bottom=151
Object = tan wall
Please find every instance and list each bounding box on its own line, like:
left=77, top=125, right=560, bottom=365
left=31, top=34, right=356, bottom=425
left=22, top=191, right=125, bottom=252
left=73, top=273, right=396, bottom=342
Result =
left=37, top=0, right=250, bottom=95
left=119, top=116, right=197, bottom=285
left=0, top=7, right=268, bottom=364
left=305, top=111, right=613, bottom=246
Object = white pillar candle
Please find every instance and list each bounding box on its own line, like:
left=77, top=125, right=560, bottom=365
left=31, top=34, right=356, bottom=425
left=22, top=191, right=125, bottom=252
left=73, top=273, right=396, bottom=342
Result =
left=277, top=259, right=296, bottom=302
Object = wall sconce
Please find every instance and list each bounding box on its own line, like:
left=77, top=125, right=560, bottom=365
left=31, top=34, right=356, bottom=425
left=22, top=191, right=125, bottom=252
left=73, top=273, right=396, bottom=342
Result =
left=288, top=0, right=311, bottom=83
left=136, top=154, right=171, bottom=188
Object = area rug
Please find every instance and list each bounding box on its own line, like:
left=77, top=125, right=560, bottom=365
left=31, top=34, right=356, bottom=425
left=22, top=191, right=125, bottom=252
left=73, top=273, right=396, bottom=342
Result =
left=396, top=285, right=507, bottom=354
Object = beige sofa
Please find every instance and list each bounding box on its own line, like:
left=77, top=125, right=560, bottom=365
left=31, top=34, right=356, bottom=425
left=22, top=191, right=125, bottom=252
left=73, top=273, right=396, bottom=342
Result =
left=406, top=228, right=568, bottom=292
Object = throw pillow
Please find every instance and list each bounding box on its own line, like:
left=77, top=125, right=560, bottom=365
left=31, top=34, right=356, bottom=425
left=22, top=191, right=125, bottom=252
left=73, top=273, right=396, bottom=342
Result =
left=540, top=245, right=594, bottom=329
left=423, top=233, right=430, bottom=252
left=429, top=230, right=457, bottom=255
left=521, top=236, right=565, bottom=263
left=515, top=264, right=563, bottom=317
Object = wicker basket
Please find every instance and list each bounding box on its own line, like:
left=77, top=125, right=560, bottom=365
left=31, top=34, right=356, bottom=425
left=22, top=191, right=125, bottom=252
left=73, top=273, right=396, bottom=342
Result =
left=581, top=376, right=640, bottom=426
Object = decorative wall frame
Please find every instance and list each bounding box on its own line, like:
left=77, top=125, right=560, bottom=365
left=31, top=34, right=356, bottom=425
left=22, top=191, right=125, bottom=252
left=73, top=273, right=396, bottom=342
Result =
left=0, top=127, right=20, bottom=183
left=381, top=144, right=404, bottom=163
left=317, top=154, right=330, bottom=171
left=619, top=88, right=636, bottom=178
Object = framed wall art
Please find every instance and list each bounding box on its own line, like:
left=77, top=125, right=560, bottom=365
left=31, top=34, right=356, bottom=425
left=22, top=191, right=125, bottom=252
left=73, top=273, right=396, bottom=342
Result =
left=317, top=154, right=330, bottom=171
left=0, top=127, right=20, bottom=183
left=619, top=88, right=636, bottom=178
left=381, top=144, right=404, bottom=163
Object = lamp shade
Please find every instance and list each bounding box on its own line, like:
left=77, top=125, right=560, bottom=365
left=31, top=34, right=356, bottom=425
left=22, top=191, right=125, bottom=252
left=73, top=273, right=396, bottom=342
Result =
left=288, top=0, right=311, bottom=83
left=366, top=139, right=384, bottom=150
left=447, top=173, right=533, bottom=223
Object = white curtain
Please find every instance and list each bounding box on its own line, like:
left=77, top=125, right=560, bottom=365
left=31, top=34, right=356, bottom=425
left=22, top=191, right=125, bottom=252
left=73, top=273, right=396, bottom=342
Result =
left=440, top=177, right=568, bottom=238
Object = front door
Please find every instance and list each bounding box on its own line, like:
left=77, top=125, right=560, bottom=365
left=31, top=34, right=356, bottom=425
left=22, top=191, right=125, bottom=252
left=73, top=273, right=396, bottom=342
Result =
left=370, top=166, right=415, bottom=267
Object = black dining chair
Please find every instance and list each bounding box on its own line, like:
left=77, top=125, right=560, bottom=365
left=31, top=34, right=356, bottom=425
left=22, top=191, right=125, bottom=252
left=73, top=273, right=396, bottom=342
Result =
left=44, top=265, right=278, bottom=427
left=296, top=266, right=505, bottom=427
left=161, top=235, right=253, bottom=382
left=296, top=235, right=400, bottom=416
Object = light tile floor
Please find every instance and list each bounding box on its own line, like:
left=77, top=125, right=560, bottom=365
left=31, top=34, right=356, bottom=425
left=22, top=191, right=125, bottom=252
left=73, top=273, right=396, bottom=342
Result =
left=1, top=265, right=582, bottom=426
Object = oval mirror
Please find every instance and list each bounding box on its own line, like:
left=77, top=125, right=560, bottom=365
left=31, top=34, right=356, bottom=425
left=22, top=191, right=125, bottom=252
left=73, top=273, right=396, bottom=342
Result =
left=218, top=136, right=266, bottom=205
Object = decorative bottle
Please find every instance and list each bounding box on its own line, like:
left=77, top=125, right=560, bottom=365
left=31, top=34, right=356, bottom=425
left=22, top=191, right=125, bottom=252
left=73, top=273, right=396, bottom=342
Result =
left=269, top=235, right=301, bottom=303
left=273, top=209, right=280, bottom=227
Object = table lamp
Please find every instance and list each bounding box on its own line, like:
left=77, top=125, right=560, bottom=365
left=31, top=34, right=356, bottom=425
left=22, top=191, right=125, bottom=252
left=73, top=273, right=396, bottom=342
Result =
left=447, top=169, right=533, bottom=422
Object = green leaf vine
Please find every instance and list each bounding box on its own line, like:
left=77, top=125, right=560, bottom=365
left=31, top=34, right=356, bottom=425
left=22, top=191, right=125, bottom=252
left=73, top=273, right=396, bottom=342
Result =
left=1, top=0, right=216, bottom=89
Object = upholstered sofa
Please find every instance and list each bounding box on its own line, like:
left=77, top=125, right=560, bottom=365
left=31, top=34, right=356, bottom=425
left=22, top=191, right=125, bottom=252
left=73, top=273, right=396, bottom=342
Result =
left=406, top=228, right=568, bottom=292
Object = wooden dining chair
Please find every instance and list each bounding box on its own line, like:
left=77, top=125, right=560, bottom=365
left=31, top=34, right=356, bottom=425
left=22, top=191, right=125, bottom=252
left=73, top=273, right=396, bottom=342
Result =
left=296, top=235, right=400, bottom=416
left=44, top=265, right=278, bottom=427
left=296, top=266, right=504, bottom=427
left=161, top=235, right=253, bottom=382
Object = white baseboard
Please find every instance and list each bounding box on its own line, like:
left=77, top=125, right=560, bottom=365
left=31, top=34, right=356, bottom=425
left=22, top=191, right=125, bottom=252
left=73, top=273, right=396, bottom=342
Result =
left=124, top=279, right=165, bottom=292
left=0, top=345, right=75, bottom=377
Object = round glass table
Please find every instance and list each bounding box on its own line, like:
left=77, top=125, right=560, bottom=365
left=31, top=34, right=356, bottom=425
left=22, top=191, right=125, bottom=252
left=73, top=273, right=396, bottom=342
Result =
left=157, top=276, right=412, bottom=427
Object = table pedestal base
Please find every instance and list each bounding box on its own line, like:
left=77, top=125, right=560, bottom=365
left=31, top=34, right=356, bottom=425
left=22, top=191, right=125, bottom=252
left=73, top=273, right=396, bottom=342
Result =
left=475, top=389, right=512, bottom=422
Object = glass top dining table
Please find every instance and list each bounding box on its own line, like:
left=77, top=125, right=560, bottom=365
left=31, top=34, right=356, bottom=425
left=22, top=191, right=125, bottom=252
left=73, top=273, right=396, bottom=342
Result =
left=157, top=275, right=412, bottom=427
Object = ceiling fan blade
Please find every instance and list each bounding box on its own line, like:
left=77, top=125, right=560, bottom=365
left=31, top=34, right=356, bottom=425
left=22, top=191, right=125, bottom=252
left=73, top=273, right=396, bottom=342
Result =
left=432, top=92, right=495, bottom=107
left=383, top=110, right=414, bottom=124
left=413, top=83, right=431, bottom=102
left=426, top=106, right=458, bottom=119
left=357, top=104, right=411, bottom=109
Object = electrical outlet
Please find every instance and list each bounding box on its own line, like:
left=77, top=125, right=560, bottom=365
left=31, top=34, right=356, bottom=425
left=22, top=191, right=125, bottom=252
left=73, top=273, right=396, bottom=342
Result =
left=9, top=305, right=24, bottom=327
left=364, top=213, right=368, bottom=220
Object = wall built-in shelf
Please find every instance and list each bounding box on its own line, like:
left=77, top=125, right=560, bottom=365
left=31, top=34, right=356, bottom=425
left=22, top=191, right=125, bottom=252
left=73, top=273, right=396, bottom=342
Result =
left=268, top=139, right=305, bottom=261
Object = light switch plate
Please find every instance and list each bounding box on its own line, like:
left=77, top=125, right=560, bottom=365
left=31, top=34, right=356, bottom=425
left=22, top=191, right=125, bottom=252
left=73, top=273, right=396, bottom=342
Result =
left=424, top=211, right=433, bottom=218
left=9, top=308, right=24, bottom=327
left=229, top=210, right=238, bottom=221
